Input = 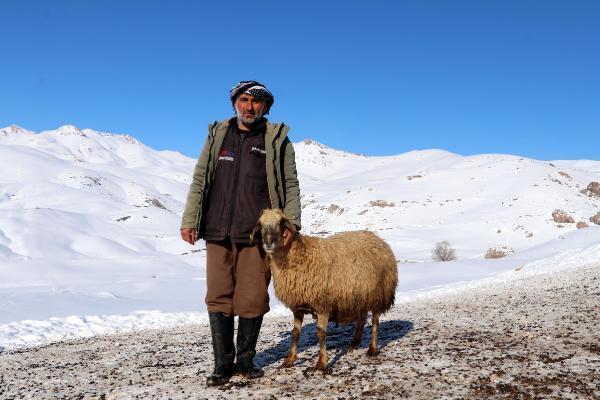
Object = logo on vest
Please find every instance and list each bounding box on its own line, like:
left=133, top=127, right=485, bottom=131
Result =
left=218, top=149, right=235, bottom=162
left=250, top=146, right=266, bottom=156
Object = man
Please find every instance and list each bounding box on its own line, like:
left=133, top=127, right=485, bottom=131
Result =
left=180, top=81, right=301, bottom=386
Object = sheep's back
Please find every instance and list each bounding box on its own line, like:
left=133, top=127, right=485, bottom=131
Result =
left=274, top=230, right=398, bottom=320
left=324, top=231, right=397, bottom=314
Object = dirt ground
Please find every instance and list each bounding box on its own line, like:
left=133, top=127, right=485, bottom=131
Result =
left=1, top=264, right=599, bottom=400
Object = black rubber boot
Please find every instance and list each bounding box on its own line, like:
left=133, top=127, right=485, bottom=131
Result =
left=236, top=315, right=265, bottom=379
left=206, top=312, right=236, bottom=387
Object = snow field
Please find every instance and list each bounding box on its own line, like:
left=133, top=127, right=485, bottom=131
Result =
left=1, top=124, right=599, bottom=350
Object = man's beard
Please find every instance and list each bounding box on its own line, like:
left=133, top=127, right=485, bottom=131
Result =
left=236, top=109, right=263, bottom=126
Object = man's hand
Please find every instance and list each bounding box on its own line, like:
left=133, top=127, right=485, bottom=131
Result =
left=282, top=228, right=294, bottom=252
left=180, top=228, right=197, bottom=245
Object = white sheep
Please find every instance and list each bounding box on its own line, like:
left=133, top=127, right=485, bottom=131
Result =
left=252, top=209, right=398, bottom=370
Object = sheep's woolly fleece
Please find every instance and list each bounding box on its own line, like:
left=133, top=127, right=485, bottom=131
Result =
left=258, top=208, right=398, bottom=368
left=260, top=209, right=397, bottom=324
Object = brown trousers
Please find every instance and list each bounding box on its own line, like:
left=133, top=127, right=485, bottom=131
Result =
left=205, top=239, right=271, bottom=318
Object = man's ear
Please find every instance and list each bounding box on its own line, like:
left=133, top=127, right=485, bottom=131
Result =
left=250, top=222, right=262, bottom=244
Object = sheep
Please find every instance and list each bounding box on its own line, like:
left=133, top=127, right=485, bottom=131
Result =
left=251, top=208, right=398, bottom=370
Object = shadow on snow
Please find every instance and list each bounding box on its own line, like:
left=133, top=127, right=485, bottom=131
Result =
left=255, top=319, right=413, bottom=370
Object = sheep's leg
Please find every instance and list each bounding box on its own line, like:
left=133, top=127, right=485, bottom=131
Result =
left=282, top=311, right=304, bottom=368
left=349, top=313, right=367, bottom=351
left=315, top=312, right=329, bottom=370
left=367, top=312, right=380, bottom=356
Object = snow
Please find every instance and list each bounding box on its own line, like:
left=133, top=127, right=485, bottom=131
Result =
left=1, top=125, right=599, bottom=351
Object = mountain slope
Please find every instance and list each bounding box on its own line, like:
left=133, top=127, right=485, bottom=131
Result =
left=2, top=124, right=599, bottom=262
left=1, top=124, right=599, bottom=332
left=296, top=139, right=600, bottom=259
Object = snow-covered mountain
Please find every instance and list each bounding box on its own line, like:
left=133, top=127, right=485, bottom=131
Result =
left=2, top=124, right=598, bottom=264
left=1, top=124, right=599, bottom=348
left=294, top=140, right=600, bottom=260
left=0, top=124, right=192, bottom=264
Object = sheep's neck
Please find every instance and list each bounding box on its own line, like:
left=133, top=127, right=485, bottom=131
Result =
left=270, top=235, right=305, bottom=270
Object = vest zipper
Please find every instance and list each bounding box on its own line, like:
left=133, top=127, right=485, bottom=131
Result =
left=267, top=136, right=275, bottom=208
left=226, top=133, right=245, bottom=237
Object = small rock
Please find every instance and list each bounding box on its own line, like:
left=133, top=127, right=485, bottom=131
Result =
left=150, top=198, right=167, bottom=209
left=558, top=171, right=572, bottom=179
left=589, top=212, right=600, bottom=225
left=552, top=209, right=574, bottom=224
left=327, top=204, right=344, bottom=215
left=581, top=182, right=600, bottom=197
left=576, top=221, right=589, bottom=229
left=369, top=200, right=395, bottom=208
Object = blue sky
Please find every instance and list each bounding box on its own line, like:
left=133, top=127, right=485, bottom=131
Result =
left=1, top=1, right=599, bottom=160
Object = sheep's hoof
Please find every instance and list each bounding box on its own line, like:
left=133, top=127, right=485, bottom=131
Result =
left=321, top=366, right=334, bottom=375
left=367, top=348, right=378, bottom=357
left=315, top=360, right=327, bottom=370
left=282, top=359, right=295, bottom=368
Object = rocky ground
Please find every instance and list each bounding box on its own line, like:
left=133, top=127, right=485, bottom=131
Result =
left=1, top=264, right=599, bottom=400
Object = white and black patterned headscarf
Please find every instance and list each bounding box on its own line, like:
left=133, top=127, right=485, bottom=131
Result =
left=230, top=80, right=274, bottom=114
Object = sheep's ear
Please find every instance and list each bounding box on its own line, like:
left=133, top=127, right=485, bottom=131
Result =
left=250, top=222, right=262, bottom=244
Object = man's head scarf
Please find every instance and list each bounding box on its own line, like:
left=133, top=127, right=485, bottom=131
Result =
left=230, top=80, right=274, bottom=114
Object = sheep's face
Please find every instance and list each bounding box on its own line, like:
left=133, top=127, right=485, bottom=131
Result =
left=252, top=209, right=294, bottom=254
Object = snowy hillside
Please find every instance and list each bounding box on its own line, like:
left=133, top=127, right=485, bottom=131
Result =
left=1, top=124, right=599, bottom=349
left=294, top=140, right=600, bottom=260
left=2, top=124, right=599, bottom=263
left=0, top=124, right=193, bottom=263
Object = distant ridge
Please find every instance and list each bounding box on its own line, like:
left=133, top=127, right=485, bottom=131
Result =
left=1, top=124, right=599, bottom=262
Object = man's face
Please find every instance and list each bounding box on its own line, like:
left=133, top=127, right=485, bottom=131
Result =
left=235, top=94, right=267, bottom=126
